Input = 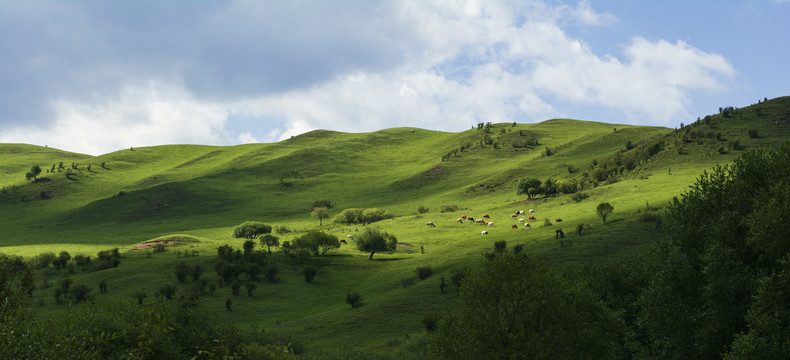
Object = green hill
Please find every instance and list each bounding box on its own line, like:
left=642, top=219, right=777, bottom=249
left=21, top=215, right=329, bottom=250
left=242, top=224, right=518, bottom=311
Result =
left=1, top=96, right=789, bottom=354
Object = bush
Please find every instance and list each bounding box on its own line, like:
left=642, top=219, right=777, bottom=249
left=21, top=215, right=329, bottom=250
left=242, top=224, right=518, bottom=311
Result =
left=440, top=205, right=458, bottom=213
left=571, top=192, right=589, bottom=202
left=301, top=265, right=318, bottom=283
left=494, top=241, right=507, bottom=253
left=748, top=129, right=759, bottom=138
left=422, top=314, right=440, bottom=332
left=346, top=292, right=363, bottom=308
left=264, top=265, right=279, bottom=282
left=543, top=219, right=552, bottom=227
left=416, top=266, right=433, bottom=280
left=230, top=280, right=241, bottom=296
left=275, top=226, right=292, bottom=235
left=244, top=283, right=257, bottom=297
left=400, top=277, right=416, bottom=288
left=417, top=206, right=430, bottom=214
left=312, top=199, right=332, bottom=208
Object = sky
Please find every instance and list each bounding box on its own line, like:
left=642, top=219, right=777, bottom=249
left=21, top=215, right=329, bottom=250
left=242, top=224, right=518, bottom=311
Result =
left=1, top=0, right=788, bottom=155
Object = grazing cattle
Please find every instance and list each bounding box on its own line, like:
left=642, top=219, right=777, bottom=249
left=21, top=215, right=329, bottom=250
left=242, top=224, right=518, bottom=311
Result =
left=518, top=210, right=526, bottom=215
left=529, top=209, right=535, bottom=214
left=524, top=223, right=531, bottom=228
left=426, top=222, right=436, bottom=227
left=518, top=218, right=525, bottom=223
left=487, top=221, right=495, bottom=227
left=511, top=214, right=518, bottom=218
left=467, top=217, right=475, bottom=223
left=347, top=234, right=353, bottom=239
left=457, top=218, right=463, bottom=223
left=511, top=224, right=519, bottom=229
left=461, top=214, right=467, bottom=219
left=481, top=230, right=488, bottom=235
left=555, top=218, right=563, bottom=223
left=482, top=214, right=490, bottom=218
left=528, top=216, right=536, bottom=221
left=476, top=218, right=485, bottom=224
left=340, top=239, right=347, bottom=244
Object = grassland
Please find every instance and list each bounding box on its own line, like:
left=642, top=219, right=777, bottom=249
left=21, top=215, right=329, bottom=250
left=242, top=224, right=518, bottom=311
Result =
left=1, top=96, right=788, bottom=354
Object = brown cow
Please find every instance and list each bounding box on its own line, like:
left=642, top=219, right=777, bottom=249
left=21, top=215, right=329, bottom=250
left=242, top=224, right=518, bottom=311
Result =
left=457, top=218, right=463, bottom=223
left=482, top=214, right=490, bottom=218
left=528, top=215, right=536, bottom=221
left=467, top=217, right=475, bottom=223
left=555, top=218, right=563, bottom=223
left=511, top=214, right=517, bottom=218
left=426, top=222, right=436, bottom=227
left=524, top=223, right=531, bottom=228
left=461, top=214, right=467, bottom=219
left=511, top=224, right=519, bottom=229
left=340, top=239, right=348, bottom=244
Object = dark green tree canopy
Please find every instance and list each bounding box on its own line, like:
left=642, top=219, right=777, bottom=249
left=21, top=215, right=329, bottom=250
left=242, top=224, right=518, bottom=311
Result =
left=516, top=178, right=542, bottom=199
left=354, top=228, right=397, bottom=260
left=293, top=230, right=340, bottom=256
left=232, top=221, right=272, bottom=240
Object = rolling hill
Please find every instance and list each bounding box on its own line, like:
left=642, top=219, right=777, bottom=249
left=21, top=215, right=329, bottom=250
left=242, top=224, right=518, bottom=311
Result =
left=1, top=96, right=788, bottom=354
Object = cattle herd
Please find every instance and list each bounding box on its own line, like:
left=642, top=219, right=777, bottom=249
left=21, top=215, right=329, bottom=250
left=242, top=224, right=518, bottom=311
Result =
left=425, top=208, right=563, bottom=235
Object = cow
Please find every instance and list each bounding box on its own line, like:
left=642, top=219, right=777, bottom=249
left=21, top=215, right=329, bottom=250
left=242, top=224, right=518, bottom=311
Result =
left=347, top=234, right=354, bottom=240
left=426, top=222, right=436, bottom=227
left=461, top=214, right=468, bottom=219
left=467, top=217, right=475, bottom=223
left=340, top=239, right=348, bottom=244
left=457, top=218, right=463, bottom=223
left=511, top=224, right=519, bottom=229
left=518, top=218, right=525, bottom=223
left=524, top=223, right=531, bottom=228
left=511, top=214, right=518, bottom=218
left=476, top=218, right=485, bottom=224
left=529, top=209, right=535, bottom=214
left=518, top=210, right=526, bottom=215
left=555, top=218, right=563, bottom=223
left=528, top=215, right=536, bottom=221
left=481, top=230, right=488, bottom=235
left=487, top=221, right=495, bottom=228
left=482, top=214, right=490, bottom=218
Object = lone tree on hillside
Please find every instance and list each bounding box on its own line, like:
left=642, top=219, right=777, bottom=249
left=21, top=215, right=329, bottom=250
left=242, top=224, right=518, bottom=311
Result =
left=596, top=202, right=614, bottom=224
left=259, top=234, right=280, bottom=254
left=516, top=178, right=542, bottom=199
left=232, top=221, right=272, bottom=240
left=311, top=207, right=329, bottom=226
left=355, top=227, right=397, bottom=260
left=25, top=165, right=42, bottom=181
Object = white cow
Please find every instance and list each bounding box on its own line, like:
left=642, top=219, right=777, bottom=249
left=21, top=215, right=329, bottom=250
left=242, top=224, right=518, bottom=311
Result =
left=518, top=210, right=525, bottom=215
left=529, top=209, right=535, bottom=214
left=487, top=221, right=495, bottom=227
left=518, top=218, right=525, bottom=223
left=481, top=230, right=489, bottom=235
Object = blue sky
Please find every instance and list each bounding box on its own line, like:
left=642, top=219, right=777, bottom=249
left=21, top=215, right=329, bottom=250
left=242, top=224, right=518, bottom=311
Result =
left=0, top=0, right=787, bottom=155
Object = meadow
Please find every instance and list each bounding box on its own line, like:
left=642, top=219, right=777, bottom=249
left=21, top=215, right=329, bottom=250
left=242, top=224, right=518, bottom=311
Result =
left=1, top=96, right=788, bottom=356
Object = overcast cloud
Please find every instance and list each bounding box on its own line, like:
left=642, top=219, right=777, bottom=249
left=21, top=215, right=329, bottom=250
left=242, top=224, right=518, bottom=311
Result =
left=0, top=0, right=755, bottom=155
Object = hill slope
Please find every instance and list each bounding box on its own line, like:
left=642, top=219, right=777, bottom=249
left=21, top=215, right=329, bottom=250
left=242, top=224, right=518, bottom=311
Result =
left=1, top=96, right=789, bottom=353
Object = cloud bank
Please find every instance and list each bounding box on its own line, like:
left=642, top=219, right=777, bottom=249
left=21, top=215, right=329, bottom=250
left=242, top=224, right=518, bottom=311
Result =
left=0, top=0, right=734, bottom=155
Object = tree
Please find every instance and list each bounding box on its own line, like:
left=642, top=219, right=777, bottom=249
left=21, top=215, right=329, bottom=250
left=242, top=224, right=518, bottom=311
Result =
left=293, top=231, right=340, bottom=256
left=311, top=206, right=329, bottom=226
left=133, top=291, right=147, bottom=305
left=301, top=265, right=318, bottom=283
left=430, top=254, right=627, bottom=359
left=354, top=228, right=397, bottom=260
left=244, top=283, right=257, bottom=297
left=253, top=234, right=277, bottom=255
left=174, top=261, right=189, bottom=282
left=596, top=202, right=614, bottom=223
left=232, top=221, right=272, bottom=240
left=515, top=178, right=542, bottom=199
left=69, top=284, right=92, bottom=303
left=25, top=165, right=41, bottom=181
left=242, top=240, right=255, bottom=258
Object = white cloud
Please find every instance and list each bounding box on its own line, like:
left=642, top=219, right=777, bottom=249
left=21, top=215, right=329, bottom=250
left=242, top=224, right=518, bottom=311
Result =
left=0, top=82, right=231, bottom=155
left=0, top=0, right=736, bottom=154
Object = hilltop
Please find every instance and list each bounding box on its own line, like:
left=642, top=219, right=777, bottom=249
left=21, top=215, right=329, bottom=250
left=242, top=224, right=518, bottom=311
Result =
left=1, top=96, right=789, bottom=353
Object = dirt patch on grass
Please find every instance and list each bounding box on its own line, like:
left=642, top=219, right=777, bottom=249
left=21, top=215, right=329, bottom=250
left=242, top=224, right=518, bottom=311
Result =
left=133, top=235, right=198, bottom=250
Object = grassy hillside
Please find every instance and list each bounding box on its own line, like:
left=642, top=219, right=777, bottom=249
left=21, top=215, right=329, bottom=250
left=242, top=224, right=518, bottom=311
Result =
left=1, top=96, right=789, bottom=354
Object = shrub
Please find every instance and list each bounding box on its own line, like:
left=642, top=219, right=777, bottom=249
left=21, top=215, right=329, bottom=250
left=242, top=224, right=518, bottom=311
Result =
left=230, top=281, right=241, bottom=296
left=275, top=225, right=292, bottom=235
left=400, top=277, right=416, bottom=288
left=576, top=223, right=585, bottom=236
left=422, top=314, right=440, bottom=332
left=748, top=129, right=759, bottom=138
left=69, top=284, right=92, bottom=303
left=417, top=206, right=430, bottom=214
left=157, top=284, right=176, bottom=300
left=494, top=241, right=507, bottom=253
left=264, top=265, right=279, bottom=282
left=133, top=291, right=147, bottom=305
left=416, top=267, right=433, bottom=280
left=346, top=292, right=363, bottom=308
left=175, top=261, right=189, bottom=282
left=312, top=199, right=332, bottom=208
left=571, top=192, right=589, bottom=202
left=543, top=219, right=552, bottom=227
left=153, top=244, right=167, bottom=253
left=244, top=283, right=257, bottom=297
left=301, top=265, right=318, bottom=283
left=440, top=205, right=458, bottom=213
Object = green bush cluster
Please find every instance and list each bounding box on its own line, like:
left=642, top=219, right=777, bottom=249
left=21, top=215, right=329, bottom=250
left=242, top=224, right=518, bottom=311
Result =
left=332, top=208, right=394, bottom=225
